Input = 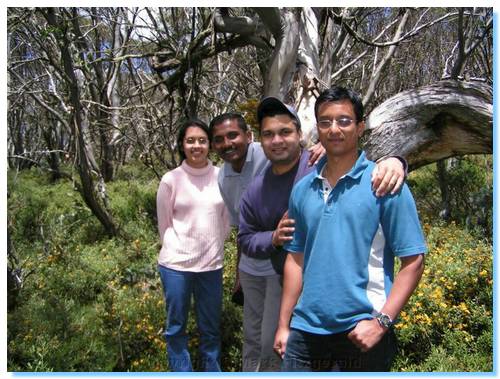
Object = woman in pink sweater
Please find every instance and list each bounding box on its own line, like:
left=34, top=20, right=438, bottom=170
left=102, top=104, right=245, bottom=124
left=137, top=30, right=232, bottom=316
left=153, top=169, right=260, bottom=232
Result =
left=156, top=119, right=230, bottom=371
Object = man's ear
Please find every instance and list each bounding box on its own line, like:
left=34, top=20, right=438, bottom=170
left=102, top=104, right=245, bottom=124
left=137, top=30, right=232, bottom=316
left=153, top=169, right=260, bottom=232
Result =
left=247, top=130, right=254, bottom=142
left=357, top=121, right=366, bottom=137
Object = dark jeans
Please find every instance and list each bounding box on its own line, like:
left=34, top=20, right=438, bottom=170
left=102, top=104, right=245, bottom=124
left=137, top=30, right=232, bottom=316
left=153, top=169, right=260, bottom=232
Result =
left=158, top=265, right=222, bottom=372
left=282, top=327, right=397, bottom=372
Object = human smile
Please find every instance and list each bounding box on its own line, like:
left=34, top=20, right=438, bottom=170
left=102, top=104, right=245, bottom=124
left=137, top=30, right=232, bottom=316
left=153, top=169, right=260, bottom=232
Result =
left=222, top=148, right=237, bottom=158
left=271, top=147, right=287, bottom=154
left=190, top=150, right=204, bottom=156
left=327, top=137, right=344, bottom=143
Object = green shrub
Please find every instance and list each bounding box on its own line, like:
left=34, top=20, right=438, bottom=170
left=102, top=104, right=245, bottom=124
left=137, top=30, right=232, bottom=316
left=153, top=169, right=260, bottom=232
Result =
left=108, top=179, right=158, bottom=227
left=408, top=155, right=493, bottom=238
left=221, top=230, right=243, bottom=371
left=7, top=163, right=492, bottom=372
left=392, top=220, right=493, bottom=371
left=108, top=279, right=167, bottom=371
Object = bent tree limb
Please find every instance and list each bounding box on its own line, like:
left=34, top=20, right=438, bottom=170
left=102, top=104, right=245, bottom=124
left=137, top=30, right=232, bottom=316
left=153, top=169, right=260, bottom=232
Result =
left=364, top=80, right=492, bottom=171
left=44, top=8, right=119, bottom=237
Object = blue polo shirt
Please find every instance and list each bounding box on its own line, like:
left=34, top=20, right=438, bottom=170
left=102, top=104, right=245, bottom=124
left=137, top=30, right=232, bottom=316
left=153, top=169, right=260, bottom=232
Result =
left=285, top=151, right=427, bottom=335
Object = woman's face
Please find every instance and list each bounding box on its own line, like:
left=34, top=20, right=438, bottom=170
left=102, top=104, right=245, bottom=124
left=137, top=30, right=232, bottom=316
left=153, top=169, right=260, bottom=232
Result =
left=183, top=126, right=209, bottom=168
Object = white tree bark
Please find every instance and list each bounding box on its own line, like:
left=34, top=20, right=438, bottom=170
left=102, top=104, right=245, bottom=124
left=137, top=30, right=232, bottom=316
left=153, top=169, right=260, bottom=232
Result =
left=295, top=8, right=321, bottom=145
left=259, top=9, right=300, bottom=99
left=364, top=80, right=492, bottom=170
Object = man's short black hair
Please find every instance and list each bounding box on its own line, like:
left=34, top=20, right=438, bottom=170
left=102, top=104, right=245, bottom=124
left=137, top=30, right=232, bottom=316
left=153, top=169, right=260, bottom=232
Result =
left=315, top=86, right=364, bottom=122
left=208, top=113, right=248, bottom=141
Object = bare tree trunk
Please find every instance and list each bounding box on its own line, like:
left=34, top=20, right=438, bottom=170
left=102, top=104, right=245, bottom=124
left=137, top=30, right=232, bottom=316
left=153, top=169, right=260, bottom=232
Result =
left=42, top=118, right=62, bottom=181
left=103, top=8, right=131, bottom=180
left=7, top=224, right=20, bottom=311
left=256, top=8, right=300, bottom=99
left=295, top=8, right=322, bottom=144
left=364, top=80, right=492, bottom=171
left=45, top=8, right=119, bottom=237
left=8, top=107, right=31, bottom=170
left=87, top=9, right=116, bottom=182
left=436, top=159, right=451, bottom=220
left=7, top=33, right=31, bottom=170
left=255, top=7, right=319, bottom=144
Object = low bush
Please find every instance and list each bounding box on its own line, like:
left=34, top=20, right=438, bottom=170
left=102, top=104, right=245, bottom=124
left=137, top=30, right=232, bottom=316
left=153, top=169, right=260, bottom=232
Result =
left=7, top=164, right=492, bottom=372
left=408, top=155, right=493, bottom=239
left=392, top=219, right=493, bottom=371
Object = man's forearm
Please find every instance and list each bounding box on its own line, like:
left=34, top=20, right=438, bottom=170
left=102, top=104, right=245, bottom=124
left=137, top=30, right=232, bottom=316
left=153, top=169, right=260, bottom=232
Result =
left=237, top=228, right=276, bottom=259
left=347, top=253, right=425, bottom=352
left=380, top=254, right=425, bottom=320
left=274, top=253, right=304, bottom=358
left=278, top=253, right=304, bottom=327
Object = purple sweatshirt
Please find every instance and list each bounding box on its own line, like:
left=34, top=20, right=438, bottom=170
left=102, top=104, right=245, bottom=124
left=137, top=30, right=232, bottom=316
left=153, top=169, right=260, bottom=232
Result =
left=238, top=150, right=313, bottom=272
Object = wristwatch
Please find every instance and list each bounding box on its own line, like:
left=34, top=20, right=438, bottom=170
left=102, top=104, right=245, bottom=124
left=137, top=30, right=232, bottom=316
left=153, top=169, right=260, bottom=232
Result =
left=375, top=312, right=394, bottom=329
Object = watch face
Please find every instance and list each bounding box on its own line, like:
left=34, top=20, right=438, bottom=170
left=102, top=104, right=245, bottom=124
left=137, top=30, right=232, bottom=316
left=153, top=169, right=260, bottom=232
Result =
left=377, top=314, right=392, bottom=328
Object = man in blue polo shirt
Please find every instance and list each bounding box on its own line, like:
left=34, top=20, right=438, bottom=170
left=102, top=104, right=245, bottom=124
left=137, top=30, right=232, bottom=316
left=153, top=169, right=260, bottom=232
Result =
left=274, top=86, right=427, bottom=372
left=236, top=99, right=408, bottom=372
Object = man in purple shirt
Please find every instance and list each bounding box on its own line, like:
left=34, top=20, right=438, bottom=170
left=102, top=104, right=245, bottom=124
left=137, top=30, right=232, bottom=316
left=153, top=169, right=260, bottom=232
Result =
left=238, top=100, right=313, bottom=276
left=237, top=97, right=310, bottom=371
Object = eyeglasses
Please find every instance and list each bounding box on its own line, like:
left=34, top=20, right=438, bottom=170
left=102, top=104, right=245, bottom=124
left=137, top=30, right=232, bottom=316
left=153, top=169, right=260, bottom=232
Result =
left=316, top=117, right=355, bottom=129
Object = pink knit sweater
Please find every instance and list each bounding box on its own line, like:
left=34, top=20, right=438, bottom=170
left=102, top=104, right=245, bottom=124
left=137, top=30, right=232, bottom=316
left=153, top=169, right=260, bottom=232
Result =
left=156, top=160, right=230, bottom=272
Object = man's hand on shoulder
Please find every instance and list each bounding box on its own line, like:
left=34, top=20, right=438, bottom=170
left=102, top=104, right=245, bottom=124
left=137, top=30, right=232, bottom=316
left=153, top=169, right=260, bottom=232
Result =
left=371, top=157, right=405, bottom=197
left=307, top=142, right=325, bottom=166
